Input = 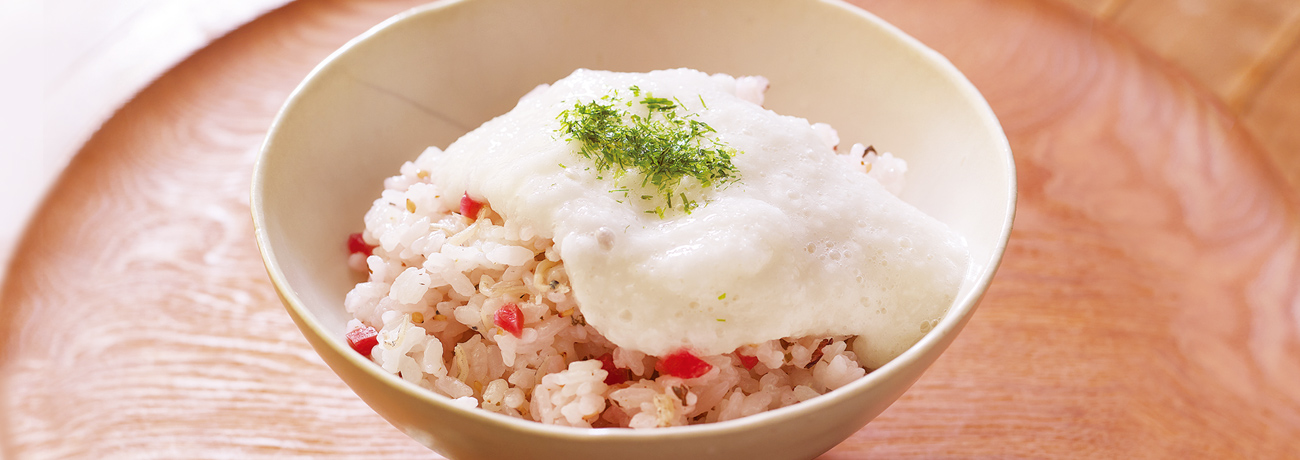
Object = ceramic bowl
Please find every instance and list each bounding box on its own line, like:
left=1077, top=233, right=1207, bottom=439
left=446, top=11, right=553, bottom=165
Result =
left=252, top=0, right=1015, bottom=458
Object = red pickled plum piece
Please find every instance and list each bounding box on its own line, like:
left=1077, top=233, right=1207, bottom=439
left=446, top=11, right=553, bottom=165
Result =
left=347, top=232, right=374, bottom=256
left=655, top=349, right=713, bottom=379
left=597, top=353, right=629, bottom=385
left=460, top=192, right=483, bottom=219
left=346, top=325, right=379, bottom=356
left=494, top=303, right=524, bottom=338
left=737, top=354, right=759, bottom=370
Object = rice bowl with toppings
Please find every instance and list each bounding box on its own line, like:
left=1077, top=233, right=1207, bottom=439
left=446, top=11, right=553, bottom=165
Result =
left=340, top=68, right=970, bottom=428
left=254, top=0, right=1016, bottom=456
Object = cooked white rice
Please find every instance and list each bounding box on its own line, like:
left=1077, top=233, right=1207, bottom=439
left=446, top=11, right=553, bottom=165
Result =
left=342, top=140, right=903, bottom=428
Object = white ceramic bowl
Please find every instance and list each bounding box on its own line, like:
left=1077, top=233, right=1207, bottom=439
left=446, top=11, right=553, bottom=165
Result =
left=252, top=0, right=1015, bottom=458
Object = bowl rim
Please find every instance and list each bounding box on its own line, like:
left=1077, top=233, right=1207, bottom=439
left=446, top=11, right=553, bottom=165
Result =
left=251, top=0, right=1016, bottom=442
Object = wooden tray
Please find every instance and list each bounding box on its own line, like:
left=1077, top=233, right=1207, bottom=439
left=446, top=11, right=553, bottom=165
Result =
left=4, top=0, right=1297, bottom=457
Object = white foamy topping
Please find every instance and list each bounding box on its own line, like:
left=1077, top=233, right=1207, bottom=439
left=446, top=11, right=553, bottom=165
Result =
left=425, top=69, right=968, bottom=368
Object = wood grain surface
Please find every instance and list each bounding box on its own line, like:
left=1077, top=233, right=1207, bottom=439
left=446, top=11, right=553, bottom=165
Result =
left=0, top=0, right=292, bottom=274
left=4, top=0, right=1299, bottom=458
left=1057, top=0, right=1300, bottom=195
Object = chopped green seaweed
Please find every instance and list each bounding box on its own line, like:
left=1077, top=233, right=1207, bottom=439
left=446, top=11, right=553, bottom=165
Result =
left=557, top=86, right=741, bottom=216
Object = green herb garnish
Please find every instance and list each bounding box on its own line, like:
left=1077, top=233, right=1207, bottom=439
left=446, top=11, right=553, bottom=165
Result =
left=556, top=86, right=741, bottom=216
